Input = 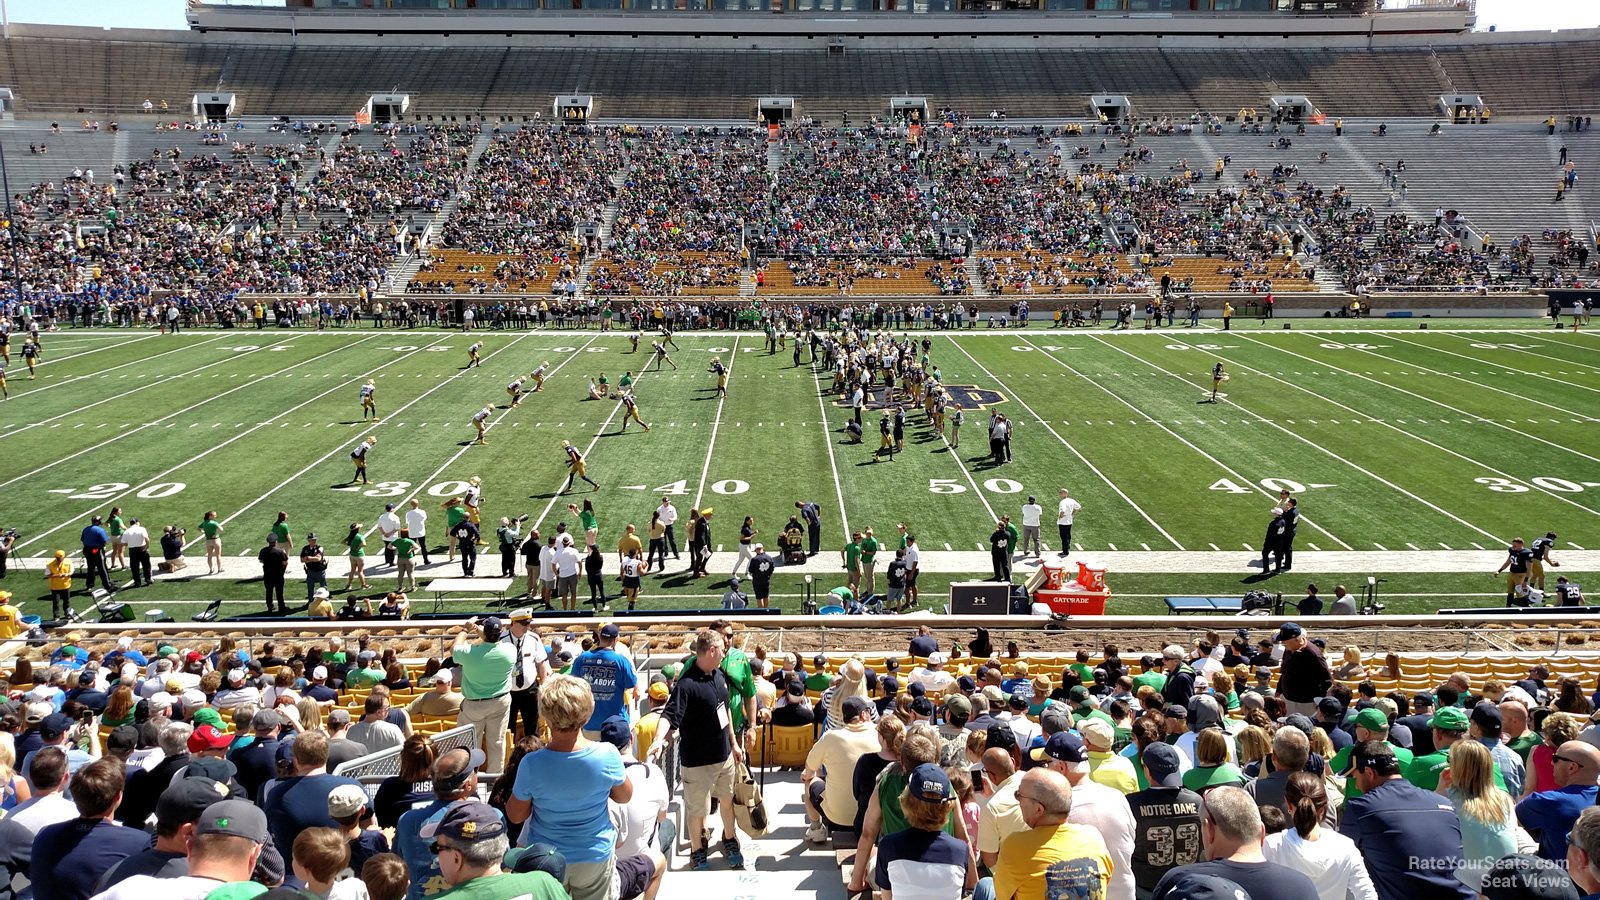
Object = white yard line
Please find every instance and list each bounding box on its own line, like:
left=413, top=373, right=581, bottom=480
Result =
left=691, top=336, right=739, bottom=512
left=1374, top=333, right=1600, bottom=405
left=1023, top=337, right=1353, bottom=550
left=1477, top=333, right=1600, bottom=374
left=0, top=336, right=382, bottom=492
left=947, top=336, right=1184, bottom=549
left=229, top=334, right=537, bottom=528
left=1239, top=334, right=1600, bottom=504
left=15, top=336, right=435, bottom=551
left=1094, top=335, right=1508, bottom=546
left=808, top=356, right=852, bottom=542
left=0, top=334, right=253, bottom=438
left=1518, top=331, right=1600, bottom=357
left=27, top=331, right=162, bottom=371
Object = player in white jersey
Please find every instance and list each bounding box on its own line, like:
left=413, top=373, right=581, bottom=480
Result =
left=360, top=379, right=377, bottom=420
left=350, top=435, right=376, bottom=485
left=507, top=375, right=526, bottom=408
left=467, top=341, right=483, bottom=368
left=472, top=405, right=493, bottom=444
left=532, top=361, right=550, bottom=392
left=465, top=476, right=483, bottom=527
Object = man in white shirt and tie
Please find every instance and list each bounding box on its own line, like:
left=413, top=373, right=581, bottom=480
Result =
left=503, top=608, right=551, bottom=738
left=1056, top=488, right=1082, bottom=558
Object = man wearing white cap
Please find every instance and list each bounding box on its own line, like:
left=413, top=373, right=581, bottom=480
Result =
left=910, top=652, right=956, bottom=694
left=408, top=669, right=464, bottom=718
left=213, top=669, right=260, bottom=710
left=504, top=608, right=550, bottom=739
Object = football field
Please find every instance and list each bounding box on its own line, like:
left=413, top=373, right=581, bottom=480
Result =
left=1, top=318, right=1598, bottom=617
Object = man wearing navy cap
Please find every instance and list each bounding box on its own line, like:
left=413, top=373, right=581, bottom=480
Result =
left=1274, top=622, right=1331, bottom=720
left=1129, top=743, right=1203, bottom=894
left=1339, top=741, right=1474, bottom=900
left=430, top=801, right=565, bottom=900
left=452, top=616, right=514, bottom=775
left=873, top=764, right=975, bottom=900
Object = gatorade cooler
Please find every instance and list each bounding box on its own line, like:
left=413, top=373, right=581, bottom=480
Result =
left=1026, top=557, right=1111, bottom=615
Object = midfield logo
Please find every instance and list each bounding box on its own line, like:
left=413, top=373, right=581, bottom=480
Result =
left=839, top=384, right=1007, bottom=411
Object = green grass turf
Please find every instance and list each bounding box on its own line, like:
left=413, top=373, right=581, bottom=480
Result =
left=0, top=318, right=1596, bottom=619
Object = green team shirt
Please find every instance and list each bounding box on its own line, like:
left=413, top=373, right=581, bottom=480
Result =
left=436, top=871, right=567, bottom=900
left=1070, top=663, right=1095, bottom=683
left=392, top=536, right=417, bottom=559
left=1404, top=747, right=1507, bottom=793
left=580, top=510, right=598, bottom=532
left=1132, top=671, right=1167, bottom=693
left=618, top=374, right=632, bottom=389
left=1509, top=732, right=1541, bottom=765
left=1331, top=742, right=1415, bottom=798
left=678, top=646, right=759, bottom=731
left=860, top=536, right=879, bottom=563
left=898, top=533, right=909, bottom=551
left=348, top=667, right=383, bottom=688
left=199, top=519, right=222, bottom=540
left=271, top=522, right=290, bottom=543
left=108, top=515, right=125, bottom=537
left=843, top=542, right=862, bottom=569
left=445, top=505, right=468, bottom=528
left=1004, top=522, right=1019, bottom=553
left=347, top=532, right=366, bottom=557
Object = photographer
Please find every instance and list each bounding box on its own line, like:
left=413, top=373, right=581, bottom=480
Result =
left=158, top=525, right=187, bottom=574
left=497, top=516, right=526, bottom=578
left=0, top=527, right=14, bottom=578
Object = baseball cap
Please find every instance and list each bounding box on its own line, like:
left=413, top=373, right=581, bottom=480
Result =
left=23, top=702, right=49, bottom=725
left=1031, top=731, right=1087, bottom=765
left=252, top=709, right=283, bottom=731
left=1282, top=713, right=1316, bottom=736
left=911, top=696, right=935, bottom=718
left=841, top=695, right=874, bottom=721
left=945, top=694, right=972, bottom=720
left=436, top=799, right=507, bottom=842
left=956, top=675, right=977, bottom=693
left=185, top=650, right=203, bottom=665
left=266, top=534, right=278, bottom=543
left=188, top=725, right=234, bottom=753
left=198, top=799, right=270, bottom=844
left=1079, top=718, right=1114, bottom=750
left=327, top=708, right=352, bottom=727
left=505, top=843, right=567, bottom=882
left=1040, top=704, right=1072, bottom=735
left=880, top=676, right=900, bottom=695
left=981, top=685, right=1006, bottom=708
left=1478, top=853, right=1580, bottom=900
left=108, top=725, right=140, bottom=751
left=1274, top=622, right=1305, bottom=643
left=312, top=666, right=329, bottom=680
left=433, top=748, right=489, bottom=794
left=327, top=783, right=368, bottom=819
left=39, top=713, right=75, bottom=740
left=1429, top=706, right=1469, bottom=732
left=430, top=668, right=454, bottom=685
left=905, top=681, right=925, bottom=698
left=599, top=623, right=621, bottom=640
left=1353, top=708, right=1389, bottom=734
left=185, top=757, right=238, bottom=785
left=357, top=650, right=377, bottom=662
left=1472, top=701, right=1504, bottom=732
left=648, top=682, right=670, bottom=702
left=1164, top=704, right=1189, bottom=720
left=1007, top=694, right=1029, bottom=712
left=598, top=715, right=632, bottom=751
left=1317, top=696, right=1345, bottom=719
left=1143, top=743, right=1185, bottom=788
left=1068, top=685, right=1091, bottom=704
left=481, top=616, right=504, bottom=639
left=1153, top=872, right=1252, bottom=900
left=78, top=670, right=97, bottom=686
left=907, top=763, right=953, bottom=802
left=926, top=651, right=946, bottom=666
left=157, top=777, right=232, bottom=827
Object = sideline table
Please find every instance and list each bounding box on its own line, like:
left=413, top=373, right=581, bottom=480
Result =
left=1164, top=596, right=1244, bottom=615
left=425, top=577, right=514, bottom=612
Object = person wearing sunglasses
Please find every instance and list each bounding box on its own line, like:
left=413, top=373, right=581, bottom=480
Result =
left=428, top=800, right=566, bottom=900
left=1517, top=741, right=1600, bottom=863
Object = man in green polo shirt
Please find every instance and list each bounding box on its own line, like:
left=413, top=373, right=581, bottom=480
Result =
left=859, top=527, right=880, bottom=597
left=452, top=616, right=515, bottom=775
left=841, top=532, right=863, bottom=594
left=1329, top=708, right=1414, bottom=798
left=1404, top=704, right=1506, bottom=791
left=1068, top=686, right=1114, bottom=728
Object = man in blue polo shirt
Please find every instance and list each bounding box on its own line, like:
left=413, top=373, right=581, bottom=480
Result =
left=1517, top=740, right=1600, bottom=862
left=570, top=623, right=637, bottom=737
left=1339, top=740, right=1473, bottom=900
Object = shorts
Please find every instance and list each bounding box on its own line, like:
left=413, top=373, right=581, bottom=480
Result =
left=557, top=573, right=579, bottom=595
left=752, top=579, right=770, bottom=600
left=206, top=538, right=222, bottom=551
left=622, top=576, right=641, bottom=590
left=614, top=854, right=656, bottom=900
left=887, top=586, right=905, bottom=603
left=680, top=755, right=736, bottom=817
left=541, top=576, right=556, bottom=592
left=906, top=569, right=920, bottom=586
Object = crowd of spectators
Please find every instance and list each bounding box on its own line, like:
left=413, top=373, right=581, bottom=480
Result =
left=9, top=617, right=1600, bottom=900
left=439, top=127, right=620, bottom=256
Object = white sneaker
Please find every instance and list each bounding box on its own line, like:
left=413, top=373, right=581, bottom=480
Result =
left=806, top=820, right=830, bottom=844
